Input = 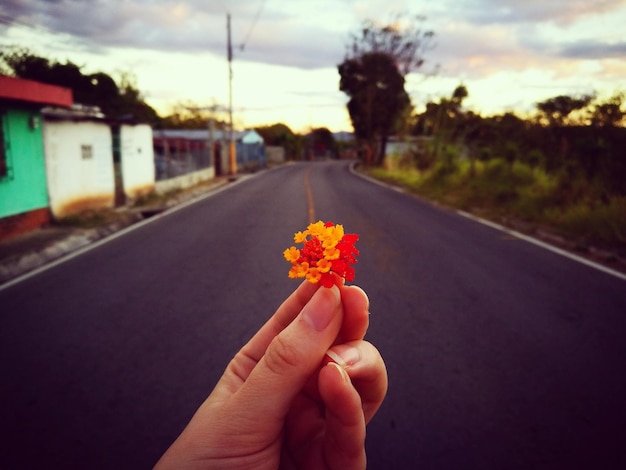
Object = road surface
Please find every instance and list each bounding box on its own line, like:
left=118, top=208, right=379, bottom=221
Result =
left=1, top=161, right=625, bottom=469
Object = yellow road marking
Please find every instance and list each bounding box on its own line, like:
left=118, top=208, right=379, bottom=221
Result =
left=304, top=168, right=316, bottom=223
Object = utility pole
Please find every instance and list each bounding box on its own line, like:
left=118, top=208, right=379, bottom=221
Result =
left=226, top=13, right=237, bottom=176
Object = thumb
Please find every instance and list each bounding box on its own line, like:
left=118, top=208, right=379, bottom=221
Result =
left=232, top=285, right=343, bottom=420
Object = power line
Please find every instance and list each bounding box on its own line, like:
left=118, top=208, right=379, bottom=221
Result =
left=240, top=0, right=268, bottom=51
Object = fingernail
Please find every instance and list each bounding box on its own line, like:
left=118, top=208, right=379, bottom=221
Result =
left=325, top=344, right=361, bottom=368
left=302, top=285, right=340, bottom=331
left=327, top=361, right=350, bottom=383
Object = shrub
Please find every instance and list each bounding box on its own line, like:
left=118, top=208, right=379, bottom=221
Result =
left=548, top=197, right=626, bottom=245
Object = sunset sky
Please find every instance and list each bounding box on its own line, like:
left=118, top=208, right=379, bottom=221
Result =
left=1, top=0, right=625, bottom=133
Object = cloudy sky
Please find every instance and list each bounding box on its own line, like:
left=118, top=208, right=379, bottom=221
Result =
left=1, top=0, right=625, bottom=132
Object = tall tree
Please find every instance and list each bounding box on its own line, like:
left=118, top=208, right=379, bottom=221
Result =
left=536, top=94, right=594, bottom=126
left=535, top=93, right=594, bottom=164
left=590, top=93, right=625, bottom=127
left=339, top=14, right=434, bottom=165
left=346, top=14, right=435, bottom=76
left=339, top=52, right=410, bottom=165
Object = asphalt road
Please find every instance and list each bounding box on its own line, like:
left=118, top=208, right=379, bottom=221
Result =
left=1, top=161, right=625, bottom=469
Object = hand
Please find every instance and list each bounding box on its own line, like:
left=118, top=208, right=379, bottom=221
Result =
left=154, top=279, right=387, bottom=469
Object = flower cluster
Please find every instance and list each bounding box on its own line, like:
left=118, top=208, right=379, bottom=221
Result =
left=283, top=221, right=359, bottom=288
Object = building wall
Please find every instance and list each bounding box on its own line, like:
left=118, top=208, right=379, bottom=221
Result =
left=236, top=142, right=266, bottom=171
left=266, top=146, right=285, bottom=165
left=120, top=123, right=155, bottom=200
left=44, top=120, right=115, bottom=217
left=0, top=108, right=49, bottom=219
left=154, top=167, right=215, bottom=195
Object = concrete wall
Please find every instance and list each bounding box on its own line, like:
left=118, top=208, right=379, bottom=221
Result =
left=44, top=120, right=115, bottom=217
left=154, top=167, right=215, bottom=195
left=120, top=123, right=155, bottom=201
left=265, top=146, right=285, bottom=165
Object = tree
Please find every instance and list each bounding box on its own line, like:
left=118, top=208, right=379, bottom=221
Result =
left=338, top=14, right=434, bottom=166
left=346, top=14, right=435, bottom=76
left=339, top=52, right=409, bottom=165
left=536, top=94, right=594, bottom=126
left=590, top=93, right=625, bottom=127
left=1, top=48, right=159, bottom=124
left=309, top=127, right=337, bottom=158
left=535, top=94, right=595, bottom=165
left=255, top=123, right=302, bottom=160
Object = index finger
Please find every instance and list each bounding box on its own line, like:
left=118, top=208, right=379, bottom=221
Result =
left=233, top=280, right=319, bottom=375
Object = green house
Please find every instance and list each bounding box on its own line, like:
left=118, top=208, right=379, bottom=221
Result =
left=0, top=75, right=73, bottom=240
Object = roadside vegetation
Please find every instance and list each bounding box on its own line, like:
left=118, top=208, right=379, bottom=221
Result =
left=369, top=158, right=626, bottom=251
left=366, top=88, right=626, bottom=252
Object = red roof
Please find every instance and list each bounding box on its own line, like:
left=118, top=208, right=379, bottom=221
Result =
left=0, top=75, right=73, bottom=107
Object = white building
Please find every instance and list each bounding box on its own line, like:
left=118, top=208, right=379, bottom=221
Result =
left=42, top=106, right=155, bottom=218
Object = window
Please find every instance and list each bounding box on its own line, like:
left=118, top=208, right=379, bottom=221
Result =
left=81, top=144, right=93, bottom=160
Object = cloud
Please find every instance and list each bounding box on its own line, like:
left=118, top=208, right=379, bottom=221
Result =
left=2, top=1, right=244, bottom=50
left=558, top=40, right=626, bottom=60
left=450, top=0, right=626, bottom=26
left=0, top=0, right=362, bottom=69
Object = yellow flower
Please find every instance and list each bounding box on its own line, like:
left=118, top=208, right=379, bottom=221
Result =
left=317, top=258, right=332, bottom=273
left=323, top=246, right=340, bottom=260
left=306, top=267, right=322, bottom=283
left=289, top=261, right=309, bottom=279
left=283, top=246, right=300, bottom=263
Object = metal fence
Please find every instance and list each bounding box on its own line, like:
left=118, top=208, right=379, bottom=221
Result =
left=153, top=137, right=213, bottom=181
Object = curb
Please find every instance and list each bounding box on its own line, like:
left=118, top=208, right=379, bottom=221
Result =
left=0, top=176, right=236, bottom=287
left=0, top=213, right=143, bottom=285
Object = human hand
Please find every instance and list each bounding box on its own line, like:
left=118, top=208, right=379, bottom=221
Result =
left=154, top=279, right=387, bottom=470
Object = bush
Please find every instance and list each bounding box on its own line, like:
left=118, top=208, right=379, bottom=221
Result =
left=365, top=155, right=625, bottom=248
left=548, top=197, right=626, bottom=245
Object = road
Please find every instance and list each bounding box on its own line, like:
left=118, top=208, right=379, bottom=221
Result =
left=1, top=160, right=626, bottom=469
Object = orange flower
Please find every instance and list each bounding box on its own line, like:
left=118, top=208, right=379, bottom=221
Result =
left=283, top=221, right=359, bottom=288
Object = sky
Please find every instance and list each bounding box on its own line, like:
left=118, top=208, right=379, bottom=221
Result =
left=1, top=0, right=625, bottom=133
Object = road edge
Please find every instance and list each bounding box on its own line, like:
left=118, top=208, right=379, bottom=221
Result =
left=0, top=172, right=257, bottom=292
left=348, top=161, right=626, bottom=282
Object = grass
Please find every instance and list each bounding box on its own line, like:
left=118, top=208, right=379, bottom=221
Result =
left=547, top=197, right=626, bottom=246
left=54, top=209, right=127, bottom=229
left=366, top=158, right=626, bottom=251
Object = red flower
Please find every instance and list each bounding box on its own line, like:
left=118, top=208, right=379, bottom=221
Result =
left=283, top=221, right=359, bottom=287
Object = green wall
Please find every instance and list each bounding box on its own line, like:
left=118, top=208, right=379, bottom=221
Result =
left=0, top=107, right=49, bottom=218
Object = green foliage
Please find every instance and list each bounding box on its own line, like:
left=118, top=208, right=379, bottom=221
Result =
left=367, top=82, right=626, bottom=249
left=370, top=152, right=625, bottom=248
left=255, top=123, right=303, bottom=160
left=1, top=48, right=159, bottom=124
left=590, top=92, right=625, bottom=127
left=308, top=127, right=337, bottom=158
left=536, top=94, right=595, bottom=126
left=547, top=198, right=626, bottom=245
